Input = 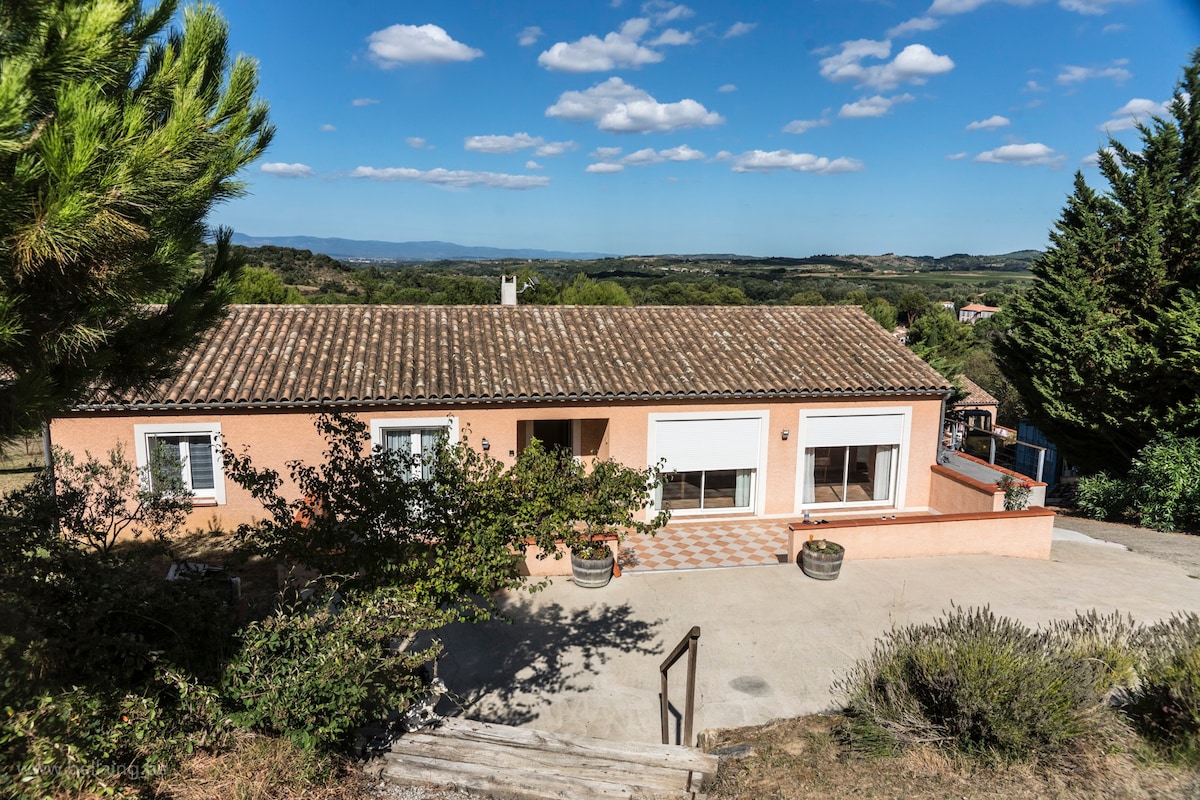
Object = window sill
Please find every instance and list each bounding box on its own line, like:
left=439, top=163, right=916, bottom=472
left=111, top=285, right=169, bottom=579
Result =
left=191, top=499, right=220, bottom=508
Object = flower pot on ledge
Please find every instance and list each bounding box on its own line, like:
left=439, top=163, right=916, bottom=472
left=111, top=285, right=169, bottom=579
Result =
left=800, top=539, right=844, bottom=581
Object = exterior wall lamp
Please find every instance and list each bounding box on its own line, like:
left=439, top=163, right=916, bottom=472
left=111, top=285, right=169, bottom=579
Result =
left=781, top=430, right=790, bottom=440
left=481, top=438, right=490, bottom=451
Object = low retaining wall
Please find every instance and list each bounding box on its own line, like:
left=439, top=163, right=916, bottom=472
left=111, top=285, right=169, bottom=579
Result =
left=517, top=536, right=619, bottom=577
left=787, top=507, right=1055, bottom=562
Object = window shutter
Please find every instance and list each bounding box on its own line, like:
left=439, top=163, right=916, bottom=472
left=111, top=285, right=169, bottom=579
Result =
left=805, top=415, right=904, bottom=448
left=655, top=418, right=761, bottom=472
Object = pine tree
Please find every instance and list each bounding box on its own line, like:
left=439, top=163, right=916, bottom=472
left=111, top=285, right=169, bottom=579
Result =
left=0, top=1, right=272, bottom=438
left=997, top=50, right=1200, bottom=473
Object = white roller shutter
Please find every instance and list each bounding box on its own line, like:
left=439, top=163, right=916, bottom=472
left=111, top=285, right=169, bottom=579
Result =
left=805, top=414, right=904, bottom=448
left=655, top=418, right=761, bottom=472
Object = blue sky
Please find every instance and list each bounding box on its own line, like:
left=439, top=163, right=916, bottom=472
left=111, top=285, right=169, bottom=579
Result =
left=210, top=0, right=1200, bottom=257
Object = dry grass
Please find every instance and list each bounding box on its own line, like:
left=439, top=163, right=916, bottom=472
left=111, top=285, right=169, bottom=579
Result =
left=704, top=715, right=1200, bottom=800
left=150, top=734, right=367, bottom=800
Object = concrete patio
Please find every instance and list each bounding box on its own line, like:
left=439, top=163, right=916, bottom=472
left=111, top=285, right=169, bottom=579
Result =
left=435, top=524, right=1200, bottom=746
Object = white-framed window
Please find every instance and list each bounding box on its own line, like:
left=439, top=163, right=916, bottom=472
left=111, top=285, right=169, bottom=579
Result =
left=649, top=411, right=769, bottom=515
left=798, top=409, right=910, bottom=509
left=370, top=417, right=458, bottom=480
left=133, top=422, right=225, bottom=504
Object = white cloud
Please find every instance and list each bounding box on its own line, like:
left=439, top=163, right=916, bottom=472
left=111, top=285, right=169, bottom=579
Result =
left=591, top=146, right=624, bottom=159
left=261, top=162, right=314, bottom=178
left=724, top=21, right=757, bottom=38
left=586, top=162, right=625, bottom=173
left=546, top=76, right=723, bottom=133
left=463, top=132, right=540, bottom=153
left=820, top=40, right=953, bottom=90
left=839, top=93, right=914, bottom=118
left=1024, top=80, right=1048, bottom=92
left=660, top=144, right=705, bottom=161
left=406, top=137, right=428, bottom=149
left=1100, top=97, right=1170, bottom=131
left=718, top=83, right=737, bottom=92
left=1102, top=23, right=1125, bottom=33
left=642, top=1, right=694, bottom=24
left=887, top=16, right=941, bottom=38
left=538, top=18, right=664, bottom=72
left=319, top=124, right=337, bottom=132
left=462, top=132, right=576, bottom=156
left=974, top=142, right=1065, bottom=167
left=649, top=28, right=695, bottom=46
left=731, top=149, right=863, bottom=174
left=623, top=147, right=663, bottom=165
left=367, top=24, right=483, bottom=67
left=928, top=0, right=1129, bottom=14
left=783, top=118, right=829, bottom=134
left=518, top=26, right=543, bottom=46
left=352, top=97, right=379, bottom=107
left=1057, top=61, right=1131, bottom=84
left=966, top=114, right=1011, bottom=130
left=946, top=152, right=969, bottom=160
left=526, top=160, right=544, bottom=170
left=350, top=166, right=550, bottom=190
left=535, top=140, right=576, bottom=156
left=1059, top=0, right=1132, bottom=14
left=928, top=0, right=1039, bottom=14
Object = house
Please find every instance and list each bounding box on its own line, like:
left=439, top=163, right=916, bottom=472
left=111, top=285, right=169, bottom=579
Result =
left=958, top=303, right=999, bottom=324
left=952, top=376, right=999, bottom=434
left=51, top=304, right=1053, bottom=563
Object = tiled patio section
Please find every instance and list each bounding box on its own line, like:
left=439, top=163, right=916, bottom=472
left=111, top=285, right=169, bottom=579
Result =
left=619, top=520, right=791, bottom=572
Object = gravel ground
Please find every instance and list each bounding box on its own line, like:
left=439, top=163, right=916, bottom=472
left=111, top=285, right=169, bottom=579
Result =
left=1052, top=511, right=1200, bottom=579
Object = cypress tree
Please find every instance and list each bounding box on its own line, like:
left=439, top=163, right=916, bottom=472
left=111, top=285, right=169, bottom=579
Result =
left=0, top=1, right=273, bottom=438
left=997, top=50, right=1200, bottom=473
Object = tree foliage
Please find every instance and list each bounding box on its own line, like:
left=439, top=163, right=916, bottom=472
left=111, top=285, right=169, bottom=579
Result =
left=997, top=51, right=1200, bottom=472
left=0, top=0, right=273, bottom=439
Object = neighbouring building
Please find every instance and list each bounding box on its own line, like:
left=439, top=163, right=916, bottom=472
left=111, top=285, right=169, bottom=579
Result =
left=958, top=303, right=999, bottom=324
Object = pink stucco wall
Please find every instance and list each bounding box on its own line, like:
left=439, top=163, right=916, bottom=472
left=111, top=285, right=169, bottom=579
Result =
left=51, top=393, right=946, bottom=532
left=787, top=507, right=1055, bottom=561
left=930, top=464, right=1005, bottom=513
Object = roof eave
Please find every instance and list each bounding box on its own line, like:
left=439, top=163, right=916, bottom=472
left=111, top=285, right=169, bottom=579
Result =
left=67, top=386, right=955, bottom=413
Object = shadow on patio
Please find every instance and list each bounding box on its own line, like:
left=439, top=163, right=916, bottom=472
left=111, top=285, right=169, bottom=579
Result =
left=433, top=595, right=664, bottom=727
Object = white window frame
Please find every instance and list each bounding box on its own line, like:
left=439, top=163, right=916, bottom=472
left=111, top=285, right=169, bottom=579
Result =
left=134, top=422, right=225, bottom=504
left=648, top=410, right=770, bottom=517
left=370, top=416, right=458, bottom=478
left=794, top=407, right=912, bottom=512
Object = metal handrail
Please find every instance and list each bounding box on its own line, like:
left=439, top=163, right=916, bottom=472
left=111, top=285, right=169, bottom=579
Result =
left=659, top=625, right=700, bottom=745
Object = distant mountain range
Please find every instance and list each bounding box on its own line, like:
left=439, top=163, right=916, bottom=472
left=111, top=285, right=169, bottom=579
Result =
left=229, top=233, right=616, bottom=261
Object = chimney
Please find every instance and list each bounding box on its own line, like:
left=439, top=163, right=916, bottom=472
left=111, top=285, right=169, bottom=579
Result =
left=500, top=275, right=517, bottom=306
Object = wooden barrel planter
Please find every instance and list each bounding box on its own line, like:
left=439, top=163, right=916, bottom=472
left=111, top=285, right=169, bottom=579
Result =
left=800, top=540, right=844, bottom=581
left=571, top=551, right=615, bottom=588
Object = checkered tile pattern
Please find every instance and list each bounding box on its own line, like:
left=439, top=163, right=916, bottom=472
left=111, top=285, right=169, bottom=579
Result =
left=619, top=521, right=790, bottom=572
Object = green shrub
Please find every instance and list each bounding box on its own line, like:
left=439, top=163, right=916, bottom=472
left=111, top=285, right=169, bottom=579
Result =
left=1074, top=472, right=1132, bottom=521
left=837, top=607, right=1112, bottom=765
left=222, top=585, right=445, bottom=751
left=1126, top=613, right=1200, bottom=763
left=1126, top=434, right=1200, bottom=532
left=1044, top=610, right=1143, bottom=698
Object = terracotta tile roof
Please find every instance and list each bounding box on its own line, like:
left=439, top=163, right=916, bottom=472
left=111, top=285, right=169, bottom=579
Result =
left=77, top=304, right=952, bottom=409
left=955, top=376, right=999, bottom=408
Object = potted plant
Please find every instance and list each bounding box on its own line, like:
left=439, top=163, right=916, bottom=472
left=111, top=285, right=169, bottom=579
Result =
left=512, top=440, right=670, bottom=587
left=800, top=536, right=844, bottom=580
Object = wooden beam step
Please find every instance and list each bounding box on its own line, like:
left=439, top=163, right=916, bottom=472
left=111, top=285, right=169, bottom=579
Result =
left=412, top=717, right=719, bottom=776
left=381, top=753, right=698, bottom=800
